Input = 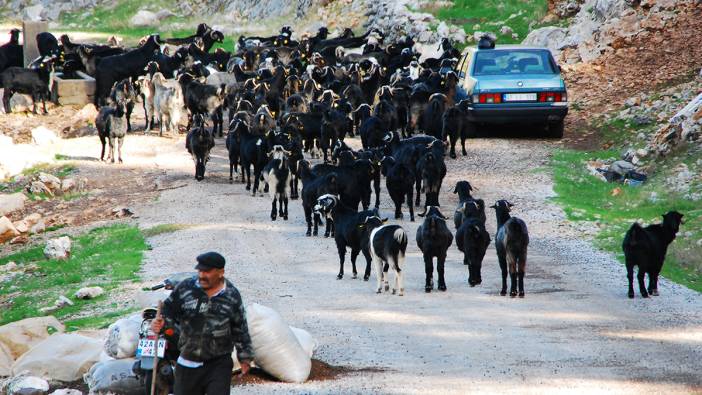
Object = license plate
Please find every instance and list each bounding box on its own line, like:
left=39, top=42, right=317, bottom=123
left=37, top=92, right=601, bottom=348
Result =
left=137, top=339, right=166, bottom=358
left=504, top=93, right=537, bottom=102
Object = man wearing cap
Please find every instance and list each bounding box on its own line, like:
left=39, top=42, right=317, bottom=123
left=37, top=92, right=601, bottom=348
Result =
left=151, top=252, right=253, bottom=395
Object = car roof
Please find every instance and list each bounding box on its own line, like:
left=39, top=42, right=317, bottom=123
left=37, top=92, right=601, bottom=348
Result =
left=478, top=45, right=550, bottom=51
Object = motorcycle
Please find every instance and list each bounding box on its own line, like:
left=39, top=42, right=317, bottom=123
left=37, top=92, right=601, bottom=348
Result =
left=133, top=272, right=195, bottom=395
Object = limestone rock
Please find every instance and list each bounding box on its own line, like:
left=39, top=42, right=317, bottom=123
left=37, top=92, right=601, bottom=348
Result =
left=130, top=10, right=158, bottom=27
left=44, top=236, right=71, bottom=260
left=75, top=286, right=105, bottom=300
left=0, top=193, right=27, bottom=217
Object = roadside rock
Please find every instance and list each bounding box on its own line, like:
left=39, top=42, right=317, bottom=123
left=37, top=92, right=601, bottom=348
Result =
left=50, top=390, right=82, bottom=395
left=27, top=181, right=53, bottom=197
left=44, top=236, right=72, bottom=260
left=0, top=216, right=20, bottom=243
left=0, top=342, right=12, bottom=377
left=0, top=316, right=64, bottom=360
left=31, top=126, right=59, bottom=146
left=75, top=286, right=105, bottom=300
left=9, top=94, right=33, bottom=113
left=0, top=193, right=27, bottom=217
left=70, top=104, right=99, bottom=127
left=38, top=173, right=61, bottom=191
left=21, top=4, right=44, bottom=22
left=1, top=374, right=50, bottom=395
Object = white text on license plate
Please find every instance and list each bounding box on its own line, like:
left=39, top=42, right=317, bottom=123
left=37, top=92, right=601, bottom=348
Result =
left=137, top=339, right=166, bottom=358
left=504, top=93, right=537, bottom=102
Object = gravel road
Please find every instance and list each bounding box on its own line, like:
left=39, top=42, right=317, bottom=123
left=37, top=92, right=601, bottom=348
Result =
left=127, top=134, right=701, bottom=394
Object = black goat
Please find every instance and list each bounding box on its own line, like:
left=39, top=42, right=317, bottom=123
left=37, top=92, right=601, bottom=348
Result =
left=36, top=32, right=60, bottom=58
left=238, top=120, right=269, bottom=194
left=622, top=211, right=684, bottom=298
left=311, top=159, right=375, bottom=211
left=226, top=119, right=245, bottom=183
left=416, top=206, right=454, bottom=292
left=186, top=115, right=215, bottom=181
left=380, top=156, right=416, bottom=222
left=369, top=223, right=408, bottom=295
left=299, top=160, right=338, bottom=236
left=95, top=34, right=160, bottom=105
left=109, top=78, right=137, bottom=131
left=442, top=100, right=472, bottom=159
left=0, top=57, right=54, bottom=114
left=422, top=93, right=448, bottom=139
left=452, top=181, right=486, bottom=229
left=313, top=194, right=379, bottom=280
left=491, top=200, right=529, bottom=297
left=177, top=73, right=225, bottom=137
left=456, top=218, right=491, bottom=287
left=0, top=29, right=22, bottom=72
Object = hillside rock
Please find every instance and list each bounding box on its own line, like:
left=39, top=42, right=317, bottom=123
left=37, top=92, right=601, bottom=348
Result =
left=0, top=193, right=27, bottom=217
left=130, top=10, right=158, bottom=27
left=1, top=374, right=50, bottom=395
left=44, top=236, right=72, bottom=260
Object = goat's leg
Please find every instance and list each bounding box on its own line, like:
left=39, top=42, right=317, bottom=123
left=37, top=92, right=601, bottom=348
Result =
left=229, top=161, right=234, bottom=183
left=99, top=136, right=107, bottom=161
left=396, top=262, right=404, bottom=296
left=126, top=102, right=134, bottom=131
left=374, top=257, right=384, bottom=293
left=312, top=212, right=320, bottom=236
left=282, top=196, right=288, bottom=220
left=649, top=271, right=660, bottom=296
left=337, top=243, right=347, bottom=280
left=637, top=268, right=649, bottom=298
left=373, top=173, right=381, bottom=209
left=437, top=254, right=447, bottom=291
left=270, top=197, right=277, bottom=221
left=350, top=248, right=360, bottom=279
left=2, top=91, right=11, bottom=113
left=117, top=137, right=124, bottom=164
left=323, top=216, right=332, bottom=238
left=498, top=255, right=508, bottom=296
left=407, top=189, right=415, bottom=222
left=518, top=254, right=526, bottom=297
left=41, top=93, right=48, bottom=114
left=304, top=206, right=312, bottom=236
left=507, top=255, right=517, bottom=297
left=460, top=134, right=468, bottom=156
left=626, top=260, right=635, bottom=298
left=362, top=249, right=372, bottom=281
left=424, top=255, right=434, bottom=293
left=108, top=137, right=116, bottom=163
left=244, top=166, right=251, bottom=190
left=449, top=134, right=457, bottom=159
left=415, top=179, right=422, bottom=207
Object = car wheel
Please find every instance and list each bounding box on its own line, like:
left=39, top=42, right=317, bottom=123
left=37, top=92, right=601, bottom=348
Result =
left=546, top=120, right=564, bottom=139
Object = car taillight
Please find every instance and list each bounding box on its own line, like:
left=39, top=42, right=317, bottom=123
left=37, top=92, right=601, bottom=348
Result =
left=479, top=93, right=502, bottom=104
left=538, top=91, right=567, bottom=102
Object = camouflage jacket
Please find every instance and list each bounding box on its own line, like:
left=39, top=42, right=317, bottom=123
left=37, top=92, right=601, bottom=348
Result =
left=161, top=276, right=254, bottom=363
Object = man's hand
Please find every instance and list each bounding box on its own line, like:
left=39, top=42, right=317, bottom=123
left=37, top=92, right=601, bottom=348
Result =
left=239, top=359, right=252, bottom=376
left=151, top=317, right=164, bottom=334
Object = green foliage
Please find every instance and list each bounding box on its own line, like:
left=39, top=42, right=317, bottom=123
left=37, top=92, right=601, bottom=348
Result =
left=428, top=0, right=550, bottom=44
left=142, top=223, right=192, bottom=238
left=0, top=225, right=147, bottom=326
left=551, top=149, right=702, bottom=292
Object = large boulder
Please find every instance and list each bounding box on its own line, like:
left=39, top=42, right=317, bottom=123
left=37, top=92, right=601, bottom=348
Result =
left=522, top=26, right=569, bottom=55
left=0, top=193, right=26, bottom=217
left=0, top=316, right=64, bottom=360
left=31, top=126, right=59, bottom=146
left=12, top=333, right=103, bottom=381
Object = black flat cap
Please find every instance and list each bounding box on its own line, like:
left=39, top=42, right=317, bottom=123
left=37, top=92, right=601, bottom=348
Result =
left=195, top=251, right=226, bottom=270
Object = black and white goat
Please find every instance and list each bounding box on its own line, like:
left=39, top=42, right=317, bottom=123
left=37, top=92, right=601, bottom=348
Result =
left=299, top=160, right=338, bottom=237
left=369, top=222, right=408, bottom=295
left=263, top=145, right=292, bottom=221
left=416, top=206, right=454, bottom=292
left=314, top=194, right=380, bottom=280
left=622, top=211, right=684, bottom=298
left=491, top=200, right=529, bottom=297
left=95, top=101, right=128, bottom=163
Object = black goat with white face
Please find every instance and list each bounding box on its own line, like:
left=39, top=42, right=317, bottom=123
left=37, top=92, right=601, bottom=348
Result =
left=491, top=200, right=529, bottom=297
left=263, top=145, right=292, bottom=221
left=314, top=194, right=380, bottom=280
left=416, top=206, right=454, bottom=293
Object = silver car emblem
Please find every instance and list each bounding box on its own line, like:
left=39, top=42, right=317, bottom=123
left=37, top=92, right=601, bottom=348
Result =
left=517, top=81, right=523, bottom=87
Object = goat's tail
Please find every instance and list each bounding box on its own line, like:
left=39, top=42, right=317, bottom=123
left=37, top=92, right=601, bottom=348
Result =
left=392, top=227, right=408, bottom=273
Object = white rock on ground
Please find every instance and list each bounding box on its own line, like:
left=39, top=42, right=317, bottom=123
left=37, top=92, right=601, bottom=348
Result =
left=2, top=374, right=50, bottom=395
left=50, top=389, right=83, bottom=395
left=38, top=172, right=61, bottom=191
left=44, top=236, right=72, bottom=260
left=31, top=126, right=59, bottom=146
left=0, top=342, right=13, bottom=377
left=0, top=193, right=27, bottom=217
left=9, top=94, right=33, bottom=113
left=0, top=216, right=20, bottom=242
left=75, top=286, right=105, bottom=300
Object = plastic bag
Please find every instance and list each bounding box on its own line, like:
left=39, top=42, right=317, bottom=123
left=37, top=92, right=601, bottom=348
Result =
left=290, top=326, right=317, bottom=359
left=83, top=359, right=142, bottom=395
left=12, top=333, right=102, bottom=381
left=246, top=303, right=311, bottom=383
left=104, top=314, right=142, bottom=359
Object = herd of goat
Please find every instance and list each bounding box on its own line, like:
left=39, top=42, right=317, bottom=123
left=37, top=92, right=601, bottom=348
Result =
left=0, top=24, right=685, bottom=298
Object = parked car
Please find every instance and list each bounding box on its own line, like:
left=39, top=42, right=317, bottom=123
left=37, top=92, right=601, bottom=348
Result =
left=456, top=40, right=568, bottom=138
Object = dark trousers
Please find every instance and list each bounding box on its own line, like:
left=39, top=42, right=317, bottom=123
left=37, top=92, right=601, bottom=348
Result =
left=174, top=354, right=233, bottom=395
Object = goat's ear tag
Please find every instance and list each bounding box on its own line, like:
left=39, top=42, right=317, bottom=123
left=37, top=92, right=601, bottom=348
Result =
left=358, top=224, right=365, bottom=228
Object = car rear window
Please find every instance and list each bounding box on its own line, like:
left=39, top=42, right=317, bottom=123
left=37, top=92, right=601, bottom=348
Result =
left=473, top=49, right=556, bottom=76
